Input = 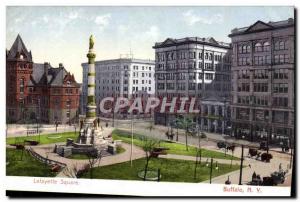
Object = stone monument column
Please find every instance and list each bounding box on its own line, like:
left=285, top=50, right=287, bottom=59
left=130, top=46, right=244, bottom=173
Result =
left=86, top=35, right=97, bottom=125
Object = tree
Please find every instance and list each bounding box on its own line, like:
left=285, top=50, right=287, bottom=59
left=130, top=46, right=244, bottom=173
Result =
left=177, top=117, right=193, bottom=151
left=142, top=137, right=159, bottom=181
left=87, top=149, right=103, bottom=179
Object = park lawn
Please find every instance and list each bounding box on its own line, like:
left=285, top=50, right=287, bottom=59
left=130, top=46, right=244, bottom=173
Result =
left=112, top=129, right=239, bottom=160
left=6, top=148, right=56, bottom=177
left=6, top=132, right=78, bottom=145
left=80, top=157, right=240, bottom=183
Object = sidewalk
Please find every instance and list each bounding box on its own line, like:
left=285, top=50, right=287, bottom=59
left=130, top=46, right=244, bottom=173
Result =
left=30, top=142, right=145, bottom=178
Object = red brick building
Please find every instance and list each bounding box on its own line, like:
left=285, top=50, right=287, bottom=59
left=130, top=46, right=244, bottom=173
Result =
left=6, top=35, right=80, bottom=124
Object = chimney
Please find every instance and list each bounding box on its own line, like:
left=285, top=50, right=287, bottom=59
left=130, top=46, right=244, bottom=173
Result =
left=59, top=63, right=63, bottom=69
left=44, top=62, right=49, bottom=76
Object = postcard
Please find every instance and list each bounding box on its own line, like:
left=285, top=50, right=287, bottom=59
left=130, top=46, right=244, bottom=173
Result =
left=5, top=5, right=295, bottom=197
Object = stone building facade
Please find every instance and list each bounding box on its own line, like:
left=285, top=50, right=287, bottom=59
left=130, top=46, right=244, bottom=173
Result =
left=6, top=35, right=80, bottom=124
left=153, top=37, right=231, bottom=128
left=229, top=18, right=295, bottom=143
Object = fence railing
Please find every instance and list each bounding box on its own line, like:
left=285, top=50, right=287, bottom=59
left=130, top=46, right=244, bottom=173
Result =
left=27, top=147, right=67, bottom=168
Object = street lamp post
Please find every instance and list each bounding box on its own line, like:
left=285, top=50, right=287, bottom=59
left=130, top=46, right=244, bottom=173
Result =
left=238, top=145, right=244, bottom=185
left=209, top=158, right=213, bottom=184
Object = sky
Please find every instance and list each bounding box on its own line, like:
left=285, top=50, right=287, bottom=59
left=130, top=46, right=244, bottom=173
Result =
left=6, top=6, right=294, bottom=83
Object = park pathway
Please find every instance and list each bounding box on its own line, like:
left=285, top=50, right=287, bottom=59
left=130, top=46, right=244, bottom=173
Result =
left=30, top=142, right=145, bottom=178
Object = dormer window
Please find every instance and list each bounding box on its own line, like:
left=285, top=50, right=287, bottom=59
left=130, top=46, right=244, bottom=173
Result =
left=66, top=81, right=71, bottom=86
left=20, top=54, right=24, bottom=60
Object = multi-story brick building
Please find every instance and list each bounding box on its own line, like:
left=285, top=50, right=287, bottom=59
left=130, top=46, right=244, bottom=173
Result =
left=81, top=58, right=155, bottom=117
left=6, top=35, right=80, bottom=124
left=153, top=37, right=232, bottom=131
left=229, top=18, right=295, bottom=144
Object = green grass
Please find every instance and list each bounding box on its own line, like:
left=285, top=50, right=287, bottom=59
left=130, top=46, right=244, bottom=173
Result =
left=112, top=129, right=239, bottom=160
left=116, top=146, right=126, bottom=154
left=80, top=157, right=240, bottom=183
left=6, top=132, right=78, bottom=145
left=6, top=148, right=57, bottom=177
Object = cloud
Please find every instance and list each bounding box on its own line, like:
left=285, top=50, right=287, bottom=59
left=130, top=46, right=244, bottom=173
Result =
left=68, top=12, right=78, bottom=20
left=14, top=17, right=24, bottom=23
left=183, top=10, right=223, bottom=26
left=94, top=14, right=111, bottom=26
left=145, top=25, right=159, bottom=39
left=118, top=24, right=129, bottom=33
left=42, top=15, right=49, bottom=23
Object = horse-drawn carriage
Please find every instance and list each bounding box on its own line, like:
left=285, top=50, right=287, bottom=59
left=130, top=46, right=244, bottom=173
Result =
left=248, top=148, right=272, bottom=162
left=217, top=141, right=235, bottom=152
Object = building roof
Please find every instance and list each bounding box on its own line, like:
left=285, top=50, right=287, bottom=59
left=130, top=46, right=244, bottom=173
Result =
left=229, top=18, right=294, bottom=37
left=82, top=58, right=155, bottom=66
left=29, top=63, right=80, bottom=87
left=7, top=34, right=33, bottom=62
left=153, top=37, right=230, bottom=49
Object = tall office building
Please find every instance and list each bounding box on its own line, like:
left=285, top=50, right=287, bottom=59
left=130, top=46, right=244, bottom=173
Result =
left=153, top=37, right=231, bottom=130
left=229, top=18, right=295, bottom=143
left=81, top=58, right=155, bottom=117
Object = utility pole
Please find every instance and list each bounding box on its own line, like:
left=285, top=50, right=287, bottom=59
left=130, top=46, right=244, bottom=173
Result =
left=209, top=158, right=213, bottom=184
left=238, top=145, right=244, bottom=185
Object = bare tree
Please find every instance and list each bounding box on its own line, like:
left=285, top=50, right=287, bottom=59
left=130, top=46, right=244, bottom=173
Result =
left=142, top=138, right=159, bottom=181
left=87, top=149, right=103, bottom=179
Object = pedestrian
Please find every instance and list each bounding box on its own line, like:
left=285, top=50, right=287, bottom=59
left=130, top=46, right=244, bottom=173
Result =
left=105, top=122, right=108, bottom=127
left=248, top=164, right=251, bottom=168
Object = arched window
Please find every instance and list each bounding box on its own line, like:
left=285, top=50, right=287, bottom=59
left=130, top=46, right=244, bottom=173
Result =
left=263, top=42, right=270, bottom=52
left=255, top=43, right=262, bottom=52
left=242, top=45, right=247, bottom=53
left=246, top=45, right=251, bottom=53
left=218, top=106, right=223, bottom=116
left=209, top=53, right=213, bottom=61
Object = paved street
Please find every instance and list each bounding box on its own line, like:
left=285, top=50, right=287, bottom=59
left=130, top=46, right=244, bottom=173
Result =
left=6, top=124, right=76, bottom=137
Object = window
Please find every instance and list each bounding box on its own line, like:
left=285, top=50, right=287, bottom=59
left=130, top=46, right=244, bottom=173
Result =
left=19, top=78, right=24, bottom=93
left=238, top=83, right=250, bottom=92
left=246, top=45, right=251, bottom=53
left=255, top=43, right=262, bottom=52
left=188, top=83, right=195, bottom=90
left=275, top=41, right=286, bottom=50
left=238, top=57, right=250, bottom=66
left=273, top=97, right=288, bottom=107
left=274, top=69, right=288, bottom=79
left=279, top=41, right=285, bottom=50
left=272, top=111, right=288, bottom=124
left=253, top=83, right=268, bottom=92
left=199, top=52, right=203, bottom=59
left=254, top=56, right=264, bottom=65
left=205, top=73, right=214, bottom=80
left=263, top=42, right=270, bottom=52
left=273, top=83, right=288, bottom=93
left=253, top=96, right=268, bottom=106
left=254, top=69, right=268, bottom=79
left=205, top=53, right=209, bottom=60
